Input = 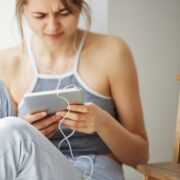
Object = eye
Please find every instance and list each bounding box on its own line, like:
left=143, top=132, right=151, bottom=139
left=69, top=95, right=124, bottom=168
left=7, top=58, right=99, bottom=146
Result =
left=34, top=15, right=45, bottom=19
left=32, top=13, right=46, bottom=19
left=60, top=12, right=70, bottom=16
left=59, top=10, right=70, bottom=16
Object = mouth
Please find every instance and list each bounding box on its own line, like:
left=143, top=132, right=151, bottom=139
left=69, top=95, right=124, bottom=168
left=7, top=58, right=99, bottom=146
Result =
left=44, top=32, right=64, bottom=39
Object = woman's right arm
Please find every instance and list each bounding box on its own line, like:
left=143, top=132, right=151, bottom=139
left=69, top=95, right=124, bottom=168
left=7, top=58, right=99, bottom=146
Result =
left=0, top=48, right=19, bottom=115
left=0, top=49, right=11, bottom=87
left=0, top=49, right=61, bottom=138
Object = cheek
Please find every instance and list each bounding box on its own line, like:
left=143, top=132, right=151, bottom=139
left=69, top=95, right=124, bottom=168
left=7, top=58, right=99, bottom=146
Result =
left=25, top=15, right=44, bottom=34
left=28, top=20, right=44, bottom=34
left=61, top=16, right=79, bottom=32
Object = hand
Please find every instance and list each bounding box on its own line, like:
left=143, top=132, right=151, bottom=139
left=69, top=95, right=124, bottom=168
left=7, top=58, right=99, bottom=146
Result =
left=56, top=102, right=108, bottom=134
left=23, top=112, right=61, bottom=138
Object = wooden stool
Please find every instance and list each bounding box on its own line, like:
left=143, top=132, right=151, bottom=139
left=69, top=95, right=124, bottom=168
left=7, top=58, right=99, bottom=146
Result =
left=137, top=74, right=180, bottom=180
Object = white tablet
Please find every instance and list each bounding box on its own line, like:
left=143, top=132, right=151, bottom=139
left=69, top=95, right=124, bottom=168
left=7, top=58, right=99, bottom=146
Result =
left=24, top=87, right=84, bottom=115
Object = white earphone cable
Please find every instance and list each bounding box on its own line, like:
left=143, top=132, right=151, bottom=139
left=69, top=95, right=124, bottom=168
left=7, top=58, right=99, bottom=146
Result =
left=39, top=31, right=94, bottom=179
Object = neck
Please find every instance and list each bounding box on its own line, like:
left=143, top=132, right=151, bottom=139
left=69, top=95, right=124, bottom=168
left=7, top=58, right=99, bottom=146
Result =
left=32, top=31, right=79, bottom=61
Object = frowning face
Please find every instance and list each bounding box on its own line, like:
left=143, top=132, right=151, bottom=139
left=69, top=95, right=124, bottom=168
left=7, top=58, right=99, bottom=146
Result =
left=23, top=0, right=80, bottom=46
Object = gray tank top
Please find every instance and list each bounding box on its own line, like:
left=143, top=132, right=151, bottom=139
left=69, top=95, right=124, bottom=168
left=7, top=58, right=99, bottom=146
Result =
left=18, top=31, right=119, bottom=156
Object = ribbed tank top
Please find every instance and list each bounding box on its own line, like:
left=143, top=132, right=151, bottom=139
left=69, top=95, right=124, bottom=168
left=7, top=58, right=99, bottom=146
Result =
left=18, top=31, right=119, bottom=156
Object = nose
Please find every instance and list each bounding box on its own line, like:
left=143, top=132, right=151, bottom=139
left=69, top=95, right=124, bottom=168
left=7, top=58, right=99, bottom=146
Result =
left=46, top=16, right=60, bottom=33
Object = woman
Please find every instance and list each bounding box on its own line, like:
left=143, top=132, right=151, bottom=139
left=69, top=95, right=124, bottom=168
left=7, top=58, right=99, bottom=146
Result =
left=0, top=0, right=149, bottom=179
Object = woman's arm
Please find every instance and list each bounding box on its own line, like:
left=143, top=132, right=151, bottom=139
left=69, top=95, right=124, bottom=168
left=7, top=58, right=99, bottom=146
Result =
left=57, top=35, right=149, bottom=168
left=0, top=48, right=19, bottom=113
left=96, top=37, right=149, bottom=168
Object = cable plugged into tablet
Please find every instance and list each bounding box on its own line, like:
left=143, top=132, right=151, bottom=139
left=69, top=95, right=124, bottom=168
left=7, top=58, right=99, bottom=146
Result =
left=39, top=69, right=94, bottom=179
left=56, top=91, right=94, bottom=180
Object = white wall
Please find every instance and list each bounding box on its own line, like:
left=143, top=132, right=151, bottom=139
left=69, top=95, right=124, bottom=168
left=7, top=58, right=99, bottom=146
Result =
left=109, top=0, right=180, bottom=179
left=81, top=0, right=108, bottom=34
left=0, top=0, right=16, bottom=49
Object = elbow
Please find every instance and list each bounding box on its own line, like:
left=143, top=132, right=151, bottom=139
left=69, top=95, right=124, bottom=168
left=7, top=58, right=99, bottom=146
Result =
left=137, top=147, right=149, bottom=167
left=143, top=139, right=149, bottom=163
left=129, top=140, right=149, bottom=169
left=134, top=140, right=149, bottom=169
left=144, top=143, right=149, bottom=164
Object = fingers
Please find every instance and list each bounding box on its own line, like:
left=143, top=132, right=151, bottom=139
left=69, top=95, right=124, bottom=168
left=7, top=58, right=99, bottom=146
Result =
left=33, top=114, right=61, bottom=130
left=46, top=129, right=58, bottom=139
left=40, top=121, right=59, bottom=138
left=23, top=112, right=62, bottom=138
left=67, top=104, right=88, bottom=113
left=61, top=118, right=88, bottom=128
left=23, top=111, right=47, bottom=124
left=56, top=111, right=86, bottom=121
left=61, top=119, right=94, bottom=134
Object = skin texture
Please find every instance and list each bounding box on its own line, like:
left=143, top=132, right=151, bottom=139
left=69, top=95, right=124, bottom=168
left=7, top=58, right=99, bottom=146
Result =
left=0, top=0, right=149, bottom=168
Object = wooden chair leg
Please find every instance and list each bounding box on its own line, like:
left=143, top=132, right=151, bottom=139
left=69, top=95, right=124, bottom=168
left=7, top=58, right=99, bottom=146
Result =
left=143, top=175, right=148, bottom=180
left=143, top=175, right=159, bottom=180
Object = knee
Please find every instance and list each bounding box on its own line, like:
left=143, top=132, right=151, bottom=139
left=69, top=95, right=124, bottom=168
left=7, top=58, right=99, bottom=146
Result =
left=0, top=116, right=27, bottom=129
left=0, top=116, right=34, bottom=141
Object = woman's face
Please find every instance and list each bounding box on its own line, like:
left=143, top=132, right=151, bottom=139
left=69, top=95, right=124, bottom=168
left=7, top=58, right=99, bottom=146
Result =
left=23, top=0, right=80, bottom=46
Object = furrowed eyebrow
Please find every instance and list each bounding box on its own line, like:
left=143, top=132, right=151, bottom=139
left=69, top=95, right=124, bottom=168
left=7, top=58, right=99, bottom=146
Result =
left=31, top=8, right=68, bottom=15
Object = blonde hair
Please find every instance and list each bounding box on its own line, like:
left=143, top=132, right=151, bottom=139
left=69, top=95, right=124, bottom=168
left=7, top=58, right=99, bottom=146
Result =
left=15, top=0, right=91, bottom=43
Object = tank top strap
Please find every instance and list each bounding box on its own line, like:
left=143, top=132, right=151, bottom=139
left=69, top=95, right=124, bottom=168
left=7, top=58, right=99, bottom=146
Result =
left=25, top=34, right=39, bottom=77
left=73, top=30, right=88, bottom=73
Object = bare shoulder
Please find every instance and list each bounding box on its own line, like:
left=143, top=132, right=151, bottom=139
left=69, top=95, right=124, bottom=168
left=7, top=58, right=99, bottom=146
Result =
left=87, top=31, right=132, bottom=64
left=86, top=31, right=135, bottom=78
left=0, top=46, right=22, bottom=86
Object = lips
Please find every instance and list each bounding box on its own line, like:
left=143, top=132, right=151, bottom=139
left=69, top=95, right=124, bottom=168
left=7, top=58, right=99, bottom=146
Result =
left=45, top=32, right=64, bottom=39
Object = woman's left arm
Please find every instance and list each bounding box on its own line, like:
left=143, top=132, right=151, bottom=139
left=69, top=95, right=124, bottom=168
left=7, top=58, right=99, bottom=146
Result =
left=58, top=37, right=149, bottom=168
left=96, top=38, right=149, bottom=168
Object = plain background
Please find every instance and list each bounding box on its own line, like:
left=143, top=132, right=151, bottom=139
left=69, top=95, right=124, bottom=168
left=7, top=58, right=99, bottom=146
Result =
left=0, top=0, right=180, bottom=179
left=109, top=0, right=180, bottom=179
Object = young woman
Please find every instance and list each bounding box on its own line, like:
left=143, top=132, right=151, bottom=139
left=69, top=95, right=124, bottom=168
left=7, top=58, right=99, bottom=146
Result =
left=0, top=0, right=149, bottom=179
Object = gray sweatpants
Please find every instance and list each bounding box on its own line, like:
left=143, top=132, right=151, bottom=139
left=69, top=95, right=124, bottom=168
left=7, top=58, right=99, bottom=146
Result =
left=0, top=79, right=83, bottom=179
left=0, top=79, right=124, bottom=180
left=0, top=116, right=84, bottom=180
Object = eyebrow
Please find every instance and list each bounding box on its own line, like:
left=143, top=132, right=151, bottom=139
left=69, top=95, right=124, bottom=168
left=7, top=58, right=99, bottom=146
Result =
left=31, top=8, right=68, bottom=14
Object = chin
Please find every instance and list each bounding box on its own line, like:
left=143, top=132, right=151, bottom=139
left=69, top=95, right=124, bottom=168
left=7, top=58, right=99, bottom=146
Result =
left=46, top=40, right=62, bottom=47
left=43, top=35, right=65, bottom=46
